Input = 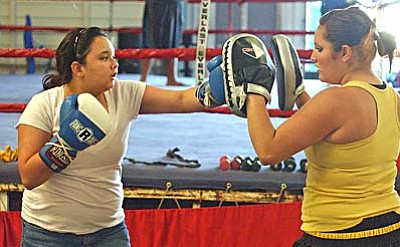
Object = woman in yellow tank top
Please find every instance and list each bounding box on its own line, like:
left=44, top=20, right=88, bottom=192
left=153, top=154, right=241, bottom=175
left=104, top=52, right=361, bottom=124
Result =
left=246, top=6, right=400, bottom=247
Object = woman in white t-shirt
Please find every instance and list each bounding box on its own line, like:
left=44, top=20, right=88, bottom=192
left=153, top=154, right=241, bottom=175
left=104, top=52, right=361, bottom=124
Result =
left=17, top=27, right=223, bottom=247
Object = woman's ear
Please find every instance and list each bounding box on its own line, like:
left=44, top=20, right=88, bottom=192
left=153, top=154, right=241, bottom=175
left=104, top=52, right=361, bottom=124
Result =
left=340, top=45, right=352, bottom=62
left=71, top=61, right=84, bottom=78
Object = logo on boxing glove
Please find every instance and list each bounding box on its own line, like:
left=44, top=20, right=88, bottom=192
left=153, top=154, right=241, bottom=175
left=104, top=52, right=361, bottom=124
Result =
left=44, top=142, right=77, bottom=171
left=69, top=119, right=99, bottom=145
left=242, top=45, right=265, bottom=59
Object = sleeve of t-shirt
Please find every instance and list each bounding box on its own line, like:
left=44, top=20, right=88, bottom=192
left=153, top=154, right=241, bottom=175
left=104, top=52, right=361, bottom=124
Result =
left=16, top=92, right=56, bottom=134
left=116, top=80, right=146, bottom=120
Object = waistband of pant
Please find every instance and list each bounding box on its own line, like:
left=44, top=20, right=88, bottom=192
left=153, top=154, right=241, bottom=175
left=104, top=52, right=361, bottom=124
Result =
left=306, top=221, right=400, bottom=240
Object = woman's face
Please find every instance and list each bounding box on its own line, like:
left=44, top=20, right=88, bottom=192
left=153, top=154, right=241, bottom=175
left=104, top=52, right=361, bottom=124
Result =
left=311, top=25, right=345, bottom=84
left=80, top=36, right=119, bottom=95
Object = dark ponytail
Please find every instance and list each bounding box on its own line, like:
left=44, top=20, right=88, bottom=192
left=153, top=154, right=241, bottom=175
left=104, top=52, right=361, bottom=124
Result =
left=42, top=27, right=107, bottom=90
left=376, top=31, right=397, bottom=72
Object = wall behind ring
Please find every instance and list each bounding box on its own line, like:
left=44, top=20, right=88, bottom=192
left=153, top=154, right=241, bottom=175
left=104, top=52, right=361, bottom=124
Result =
left=0, top=0, right=308, bottom=74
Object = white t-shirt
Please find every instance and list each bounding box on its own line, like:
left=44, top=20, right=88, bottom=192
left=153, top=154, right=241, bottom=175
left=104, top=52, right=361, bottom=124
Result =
left=17, top=79, right=146, bottom=234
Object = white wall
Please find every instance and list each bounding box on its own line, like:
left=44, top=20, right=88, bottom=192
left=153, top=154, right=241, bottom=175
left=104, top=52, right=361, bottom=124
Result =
left=0, top=0, right=144, bottom=73
left=276, top=2, right=306, bottom=48
left=0, top=0, right=308, bottom=74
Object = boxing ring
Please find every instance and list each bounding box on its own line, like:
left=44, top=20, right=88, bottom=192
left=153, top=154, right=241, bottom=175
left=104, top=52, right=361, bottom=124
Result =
left=0, top=0, right=317, bottom=211
left=0, top=73, right=310, bottom=206
left=0, top=73, right=311, bottom=246
left=1, top=0, right=400, bottom=246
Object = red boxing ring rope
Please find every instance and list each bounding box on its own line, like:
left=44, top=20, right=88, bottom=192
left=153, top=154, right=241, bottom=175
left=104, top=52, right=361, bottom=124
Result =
left=204, top=107, right=297, bottom=117
left=0, top=21, right=314, bottom=116
left=0, top=47, right=314, bottom=63
left=0, top=103, right=296, bottom=117
left=0, top=104, right=27, bottom=113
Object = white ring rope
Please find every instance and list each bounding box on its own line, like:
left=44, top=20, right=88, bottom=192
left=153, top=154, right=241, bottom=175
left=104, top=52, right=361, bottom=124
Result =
left=195, top=0, right=211, bottom=86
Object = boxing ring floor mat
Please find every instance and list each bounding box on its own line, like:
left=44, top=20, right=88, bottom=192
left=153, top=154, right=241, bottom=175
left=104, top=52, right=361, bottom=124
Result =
left=0, top=74, right=327, bottom=207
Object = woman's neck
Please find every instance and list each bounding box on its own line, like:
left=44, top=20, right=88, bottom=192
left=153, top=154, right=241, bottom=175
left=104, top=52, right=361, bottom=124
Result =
left=341, top=68, right=381, bottom=85
left=63, top=84, right=108, bottom=111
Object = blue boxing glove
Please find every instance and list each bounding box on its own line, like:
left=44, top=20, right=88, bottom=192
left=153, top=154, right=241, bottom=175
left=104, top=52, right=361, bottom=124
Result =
left=39, top=93, right=112, bottom=173
left=195, top=56, right=225, bottom=108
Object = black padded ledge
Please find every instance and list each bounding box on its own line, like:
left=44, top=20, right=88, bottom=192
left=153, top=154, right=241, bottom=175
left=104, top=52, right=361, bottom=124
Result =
left=4, top=162, right=400, bottom=195
left=1, top=162, right=306, bottom=194
left=122, top=163, right=306, bottom=194
left=0, top=162, right=20, bottom=184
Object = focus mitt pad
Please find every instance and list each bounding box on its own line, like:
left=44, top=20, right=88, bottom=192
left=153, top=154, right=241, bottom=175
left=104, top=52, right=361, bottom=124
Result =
left=222, top=33, right=275, bottom=117
left=271, top=34, right=304, bottom=111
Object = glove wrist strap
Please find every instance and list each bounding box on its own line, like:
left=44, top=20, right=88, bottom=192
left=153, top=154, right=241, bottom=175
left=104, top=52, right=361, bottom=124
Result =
left=196, top=82, right=224, bottom=108
left=39, top=134, right=76, bottom=173
left=246, top=83, right=272, bottom=104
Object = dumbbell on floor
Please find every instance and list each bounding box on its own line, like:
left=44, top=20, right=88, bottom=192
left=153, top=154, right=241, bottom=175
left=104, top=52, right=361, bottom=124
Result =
left=251, top=157, right=262, bottom=172
left=269, top=157, right=297, bottom=172
left=231, top=155, right=244, bottom=170
left=240, top=156, right=263, bottom=172
left=219, top=155, right=231, bottom=171
left=219, top=155, right=264, bottom=172
left=270, top=162, right=283, bottom=171
left=219, top=155, right=243, bottom=171
left=240, top=156, right=253, bottom=171
left=283, top=156, right=296, bottom=172
left=299, top=158, right=308, bottom=173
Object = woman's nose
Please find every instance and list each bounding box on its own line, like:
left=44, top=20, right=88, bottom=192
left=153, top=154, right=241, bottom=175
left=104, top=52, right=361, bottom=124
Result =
left=310, top=50, right=317, bottom=63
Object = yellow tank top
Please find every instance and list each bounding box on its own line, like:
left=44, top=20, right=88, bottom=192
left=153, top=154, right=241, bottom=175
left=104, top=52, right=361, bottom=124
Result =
left=302, top=81, right=400, bottom=232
